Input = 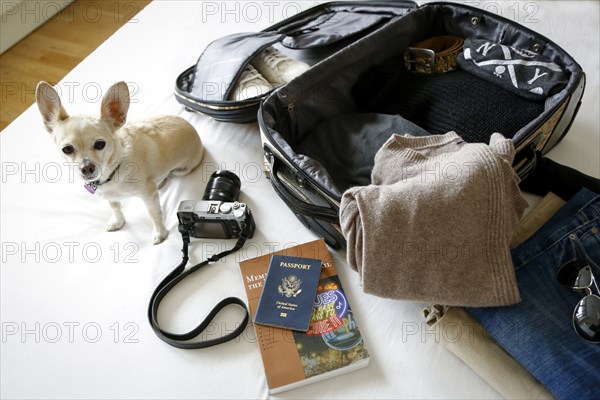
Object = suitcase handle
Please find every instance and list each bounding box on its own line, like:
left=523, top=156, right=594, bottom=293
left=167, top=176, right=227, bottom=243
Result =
left=267, top=152, right=340, bottom=224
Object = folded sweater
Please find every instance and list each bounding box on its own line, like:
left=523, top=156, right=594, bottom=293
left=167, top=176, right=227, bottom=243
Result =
left=340, top=132, right=528, bottom=307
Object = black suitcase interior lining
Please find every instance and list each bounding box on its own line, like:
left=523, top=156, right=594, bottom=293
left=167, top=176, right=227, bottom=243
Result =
left=260, top=3, right=583, bottom=201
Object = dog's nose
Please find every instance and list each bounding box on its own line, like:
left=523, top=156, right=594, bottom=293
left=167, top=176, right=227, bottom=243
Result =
left=81, top=163, right=96, bottom=177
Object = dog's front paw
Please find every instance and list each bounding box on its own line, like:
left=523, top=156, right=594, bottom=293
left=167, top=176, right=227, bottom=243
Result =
left=106, top=216, right=126, bottom=232
left=152, top=228, right=169, bottom=245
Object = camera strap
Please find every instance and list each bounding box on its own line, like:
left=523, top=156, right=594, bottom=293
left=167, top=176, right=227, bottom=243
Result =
left=147, top=227, right=250, bottom=349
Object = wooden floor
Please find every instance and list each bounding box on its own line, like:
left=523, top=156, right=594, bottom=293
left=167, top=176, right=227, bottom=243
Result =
left=0, top=0, right=151, bottom=131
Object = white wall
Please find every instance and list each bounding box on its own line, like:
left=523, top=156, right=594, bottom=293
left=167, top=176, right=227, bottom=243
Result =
left=0, top=0, right=74, bottom=54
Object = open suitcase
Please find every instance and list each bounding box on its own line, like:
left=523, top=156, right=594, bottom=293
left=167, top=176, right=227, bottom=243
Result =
left=175, top=1, right=585, bottom=249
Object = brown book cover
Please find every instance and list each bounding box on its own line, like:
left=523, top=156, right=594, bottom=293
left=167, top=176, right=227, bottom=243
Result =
left=239, top=238, right=370, bottom=394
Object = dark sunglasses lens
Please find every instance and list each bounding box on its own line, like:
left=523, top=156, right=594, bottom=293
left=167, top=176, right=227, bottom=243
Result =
left=575, top=267, right=593, bottom=290
left=573, top=295, right=600, bottom=343
left=557, top=260, right=592, bottom=289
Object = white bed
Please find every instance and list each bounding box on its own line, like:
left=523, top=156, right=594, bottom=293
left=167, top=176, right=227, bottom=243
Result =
left=1, top=1, right=598, bottom=398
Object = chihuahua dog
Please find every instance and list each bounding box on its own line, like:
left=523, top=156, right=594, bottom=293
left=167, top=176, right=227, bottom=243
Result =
left=35, top=81, right=204, bottom=244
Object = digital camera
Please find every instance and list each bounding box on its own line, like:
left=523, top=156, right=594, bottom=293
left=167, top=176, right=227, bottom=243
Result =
left=177, top=171, right=255, bottom=239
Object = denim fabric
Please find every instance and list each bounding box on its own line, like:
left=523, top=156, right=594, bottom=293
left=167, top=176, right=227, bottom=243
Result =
left=469, top=188, right=600, bottom=400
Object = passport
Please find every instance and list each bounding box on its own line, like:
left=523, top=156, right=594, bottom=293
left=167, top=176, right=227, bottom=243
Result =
left=254, top=254, right=323, bottom=331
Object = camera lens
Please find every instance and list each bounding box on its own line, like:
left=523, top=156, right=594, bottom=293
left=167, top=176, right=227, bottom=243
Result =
left=203, top=170, right=241, bottom=202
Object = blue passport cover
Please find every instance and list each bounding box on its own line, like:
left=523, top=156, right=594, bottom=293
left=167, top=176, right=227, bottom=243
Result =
left=254, top=254, right=323, bottom=331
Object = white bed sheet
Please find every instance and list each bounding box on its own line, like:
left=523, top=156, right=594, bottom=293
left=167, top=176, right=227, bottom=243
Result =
left=1, top=1, right=598, bottom=399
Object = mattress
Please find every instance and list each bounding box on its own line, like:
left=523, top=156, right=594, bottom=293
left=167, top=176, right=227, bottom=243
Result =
left=1, top=1, right=598, bottom=398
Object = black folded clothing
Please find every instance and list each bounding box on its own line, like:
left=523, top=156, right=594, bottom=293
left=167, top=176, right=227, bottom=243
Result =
left=520, top=153, right=600, bottom=200
left=352, top=58, right=545, bottom=143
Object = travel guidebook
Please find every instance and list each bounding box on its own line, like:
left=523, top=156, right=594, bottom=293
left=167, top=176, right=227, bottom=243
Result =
left=239, top=239, right=370, bottom=394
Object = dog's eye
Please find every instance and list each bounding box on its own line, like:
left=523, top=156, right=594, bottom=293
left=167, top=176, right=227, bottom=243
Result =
left=62, top=145, right=74, bottom=155
left=94, top=140, right=106, bottom=150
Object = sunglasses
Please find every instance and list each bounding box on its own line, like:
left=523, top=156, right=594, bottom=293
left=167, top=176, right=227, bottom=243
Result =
left=557, top=259, right=600, bottom=343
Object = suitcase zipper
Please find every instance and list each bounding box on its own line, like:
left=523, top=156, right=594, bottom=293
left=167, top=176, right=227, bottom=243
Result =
left=175, top=92, right=261, bottom=111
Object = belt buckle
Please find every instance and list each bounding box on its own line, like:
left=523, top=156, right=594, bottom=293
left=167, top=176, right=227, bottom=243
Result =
left=404, top=47, right=436, bottom=74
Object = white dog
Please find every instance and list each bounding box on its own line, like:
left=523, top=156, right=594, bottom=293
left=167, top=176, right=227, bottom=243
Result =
left=35, top=81, right=204, bottom=244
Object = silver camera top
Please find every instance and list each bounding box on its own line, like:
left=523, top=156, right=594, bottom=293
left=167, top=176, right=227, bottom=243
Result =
left=178, top=200, right=248, bottom=221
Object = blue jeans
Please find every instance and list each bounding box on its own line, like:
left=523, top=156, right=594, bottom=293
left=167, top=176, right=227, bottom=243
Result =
left=469, top=188, right=600, bottom=400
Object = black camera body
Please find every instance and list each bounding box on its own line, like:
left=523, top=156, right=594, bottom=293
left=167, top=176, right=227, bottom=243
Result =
left=177, top=170, right=255, bottom=239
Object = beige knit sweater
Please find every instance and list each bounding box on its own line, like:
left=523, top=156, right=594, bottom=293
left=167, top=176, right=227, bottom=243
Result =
left=340, top=132, right=528, bottom=307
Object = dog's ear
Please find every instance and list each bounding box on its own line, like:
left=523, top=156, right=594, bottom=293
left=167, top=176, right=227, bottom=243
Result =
left=101, top=81, right=130, bottom=130
left=35, top=81, right=69, bottom=133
